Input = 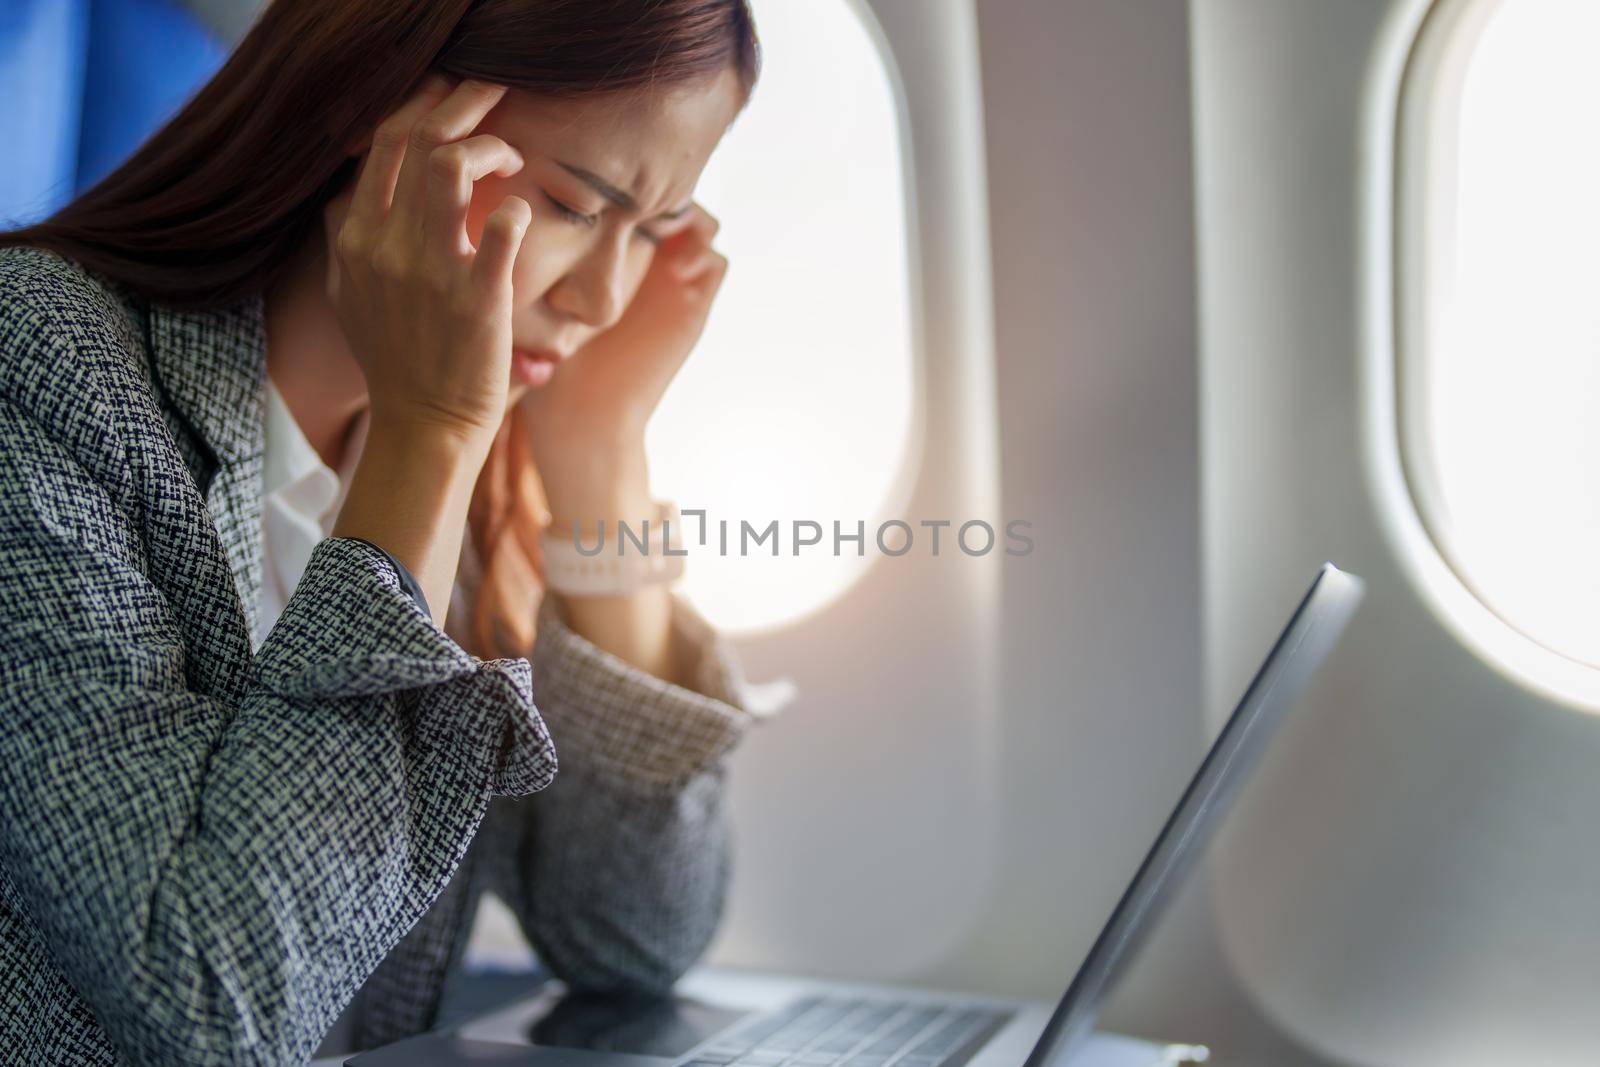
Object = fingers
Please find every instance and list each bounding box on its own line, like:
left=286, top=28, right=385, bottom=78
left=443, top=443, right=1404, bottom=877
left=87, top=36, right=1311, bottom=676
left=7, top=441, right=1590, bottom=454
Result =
left=346, top=73, right=454, bottom=233
left=683, top=252, right=729, bottom=305
left=673, top=247, right=728, bottom=284
left=680, top=202, right=722, bottom=248
left=387, top=78, right=510, bottom=243
left=657, top=202, right=725, bottom=283
left=668, top=203, right=726, bottom=283
left=423, top=133, right=525, bottom=261
left=472, top=196, right=533, bottom=296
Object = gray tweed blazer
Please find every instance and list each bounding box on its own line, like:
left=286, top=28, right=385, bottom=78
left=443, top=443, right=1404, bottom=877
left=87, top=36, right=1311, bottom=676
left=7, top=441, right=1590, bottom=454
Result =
left=0, top=244, right=767, bottom=1065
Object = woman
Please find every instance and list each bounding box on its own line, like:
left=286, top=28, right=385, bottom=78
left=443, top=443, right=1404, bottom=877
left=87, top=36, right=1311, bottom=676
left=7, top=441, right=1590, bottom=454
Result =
left=0, top=1, right=784, bottom=1062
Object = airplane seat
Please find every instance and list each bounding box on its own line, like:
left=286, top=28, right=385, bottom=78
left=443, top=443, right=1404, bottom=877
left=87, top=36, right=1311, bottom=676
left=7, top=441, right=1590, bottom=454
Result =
left=0, top=0, right=227, bottom=228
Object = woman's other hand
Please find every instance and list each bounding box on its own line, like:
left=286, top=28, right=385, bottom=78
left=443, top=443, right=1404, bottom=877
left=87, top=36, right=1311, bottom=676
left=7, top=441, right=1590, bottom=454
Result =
left=519, top=202, right=728, bottom=521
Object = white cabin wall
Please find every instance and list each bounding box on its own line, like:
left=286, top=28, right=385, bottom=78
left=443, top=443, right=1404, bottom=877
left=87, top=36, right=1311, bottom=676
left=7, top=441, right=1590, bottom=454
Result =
left=1195, top=2, right=1600, bottom=1065
left=953, top=3, right=1335, bottom=1063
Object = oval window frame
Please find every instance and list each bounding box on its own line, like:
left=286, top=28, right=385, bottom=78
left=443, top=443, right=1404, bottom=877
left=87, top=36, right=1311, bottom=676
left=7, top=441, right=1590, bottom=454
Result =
left=1375, top=0, right=1600, bottom=710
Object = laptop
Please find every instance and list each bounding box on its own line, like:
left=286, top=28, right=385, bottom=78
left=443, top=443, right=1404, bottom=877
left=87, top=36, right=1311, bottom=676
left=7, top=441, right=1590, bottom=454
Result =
left=349, top=562, right=1365, bottom=1067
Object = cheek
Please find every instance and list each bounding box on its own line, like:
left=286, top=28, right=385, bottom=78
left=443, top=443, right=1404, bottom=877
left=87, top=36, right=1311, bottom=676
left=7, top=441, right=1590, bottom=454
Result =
left=622, top=241, right=656, bottom=293
left=627, top=249, right=660, bottom=310
left=509, top=216, right=589, bottom=298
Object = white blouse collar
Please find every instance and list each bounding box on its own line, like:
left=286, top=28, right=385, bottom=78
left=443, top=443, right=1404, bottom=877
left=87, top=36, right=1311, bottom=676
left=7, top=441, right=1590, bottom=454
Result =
left=258, top=375, right=492, bottom=660
left=262, top=372, right=368, bottom=530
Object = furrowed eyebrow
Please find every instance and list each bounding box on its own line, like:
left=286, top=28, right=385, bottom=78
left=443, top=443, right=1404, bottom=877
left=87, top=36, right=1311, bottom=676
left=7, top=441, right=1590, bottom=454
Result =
left=556, top=160, right=693, bottom=221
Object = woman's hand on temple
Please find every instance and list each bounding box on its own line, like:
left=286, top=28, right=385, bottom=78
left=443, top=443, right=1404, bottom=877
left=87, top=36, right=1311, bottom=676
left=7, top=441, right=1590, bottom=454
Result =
left=324, top=73, right=531, bottom=448
left=518, top=203, right=728, bottom=522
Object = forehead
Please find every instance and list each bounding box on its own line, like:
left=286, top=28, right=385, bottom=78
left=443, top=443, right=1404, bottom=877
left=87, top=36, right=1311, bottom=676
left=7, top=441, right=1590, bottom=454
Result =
left=487, top=69, right=744, bottom=209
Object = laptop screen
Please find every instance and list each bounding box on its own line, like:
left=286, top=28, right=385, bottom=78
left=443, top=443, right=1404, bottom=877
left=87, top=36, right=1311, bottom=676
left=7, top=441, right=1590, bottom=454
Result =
left=1022, top=563, right=1366, bottom=1067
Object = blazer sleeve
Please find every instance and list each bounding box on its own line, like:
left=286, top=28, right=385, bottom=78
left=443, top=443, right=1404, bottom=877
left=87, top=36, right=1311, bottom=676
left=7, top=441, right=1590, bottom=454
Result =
left=0, top=393, right=557, bottom=1064
left=476, top=589, right=788, bottom=995
left=343, top=534, right=436, bottom=618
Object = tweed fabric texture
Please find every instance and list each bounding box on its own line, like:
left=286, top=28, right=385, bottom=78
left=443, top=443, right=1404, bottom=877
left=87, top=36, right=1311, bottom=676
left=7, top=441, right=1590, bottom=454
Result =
left=0, top=244, right=775, bottom=1064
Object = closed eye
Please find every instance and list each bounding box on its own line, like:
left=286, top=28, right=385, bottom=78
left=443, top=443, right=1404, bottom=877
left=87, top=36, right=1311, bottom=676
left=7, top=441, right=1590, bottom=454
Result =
left=545, top=191, right=663, bottom=246
left=545, top=193, right=596, bottom=228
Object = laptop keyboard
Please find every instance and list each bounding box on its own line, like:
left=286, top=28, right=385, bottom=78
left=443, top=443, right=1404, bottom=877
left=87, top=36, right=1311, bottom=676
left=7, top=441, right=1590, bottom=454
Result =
left=676, top=996, right=1014, bottom=1067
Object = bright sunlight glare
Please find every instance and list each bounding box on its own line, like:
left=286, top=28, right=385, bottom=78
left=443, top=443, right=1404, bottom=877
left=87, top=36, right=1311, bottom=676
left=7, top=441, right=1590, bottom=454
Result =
left=644, top=0, right=916, bottom=636
left=1426, top=0, right=1600, bottom=669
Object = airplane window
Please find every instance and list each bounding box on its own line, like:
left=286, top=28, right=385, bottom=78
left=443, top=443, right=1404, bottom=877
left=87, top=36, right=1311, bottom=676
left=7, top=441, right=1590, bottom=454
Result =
left=642, top=0, right=917, bottom=636
left=1398, top=0, right=1600, bottom=673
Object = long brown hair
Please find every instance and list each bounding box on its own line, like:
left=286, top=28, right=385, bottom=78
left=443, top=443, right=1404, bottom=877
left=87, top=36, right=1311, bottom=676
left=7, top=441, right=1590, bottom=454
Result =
left=0, top=0, right=760, bottom=659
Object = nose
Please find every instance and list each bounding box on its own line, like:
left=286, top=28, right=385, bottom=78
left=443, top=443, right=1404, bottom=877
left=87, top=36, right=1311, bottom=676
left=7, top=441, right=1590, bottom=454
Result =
left=547, top=228, right=630, bottom=332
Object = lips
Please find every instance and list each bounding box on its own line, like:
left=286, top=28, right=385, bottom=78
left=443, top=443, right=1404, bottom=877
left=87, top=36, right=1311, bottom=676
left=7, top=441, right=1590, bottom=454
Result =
left=517, top=348, right=567, bottom=363
left=511, top=349, right=559, bottom=387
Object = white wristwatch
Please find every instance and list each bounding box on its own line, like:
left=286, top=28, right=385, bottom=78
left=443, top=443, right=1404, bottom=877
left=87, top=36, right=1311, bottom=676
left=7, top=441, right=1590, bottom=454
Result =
left=539, top=500, right=686, bottom=596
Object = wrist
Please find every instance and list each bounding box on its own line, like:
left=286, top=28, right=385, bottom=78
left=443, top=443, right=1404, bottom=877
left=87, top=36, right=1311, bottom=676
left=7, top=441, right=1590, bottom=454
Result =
left=540, top=436, right=652, bottom=530
left=368, top=409, right=492, bottom=467
left=331, top=418, right=487, bottom=557
left=363, top=415, right=493, bottom=478
left=368, top=397, right=499, bottom=458
left=329, top=415, right=490, bottom=628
